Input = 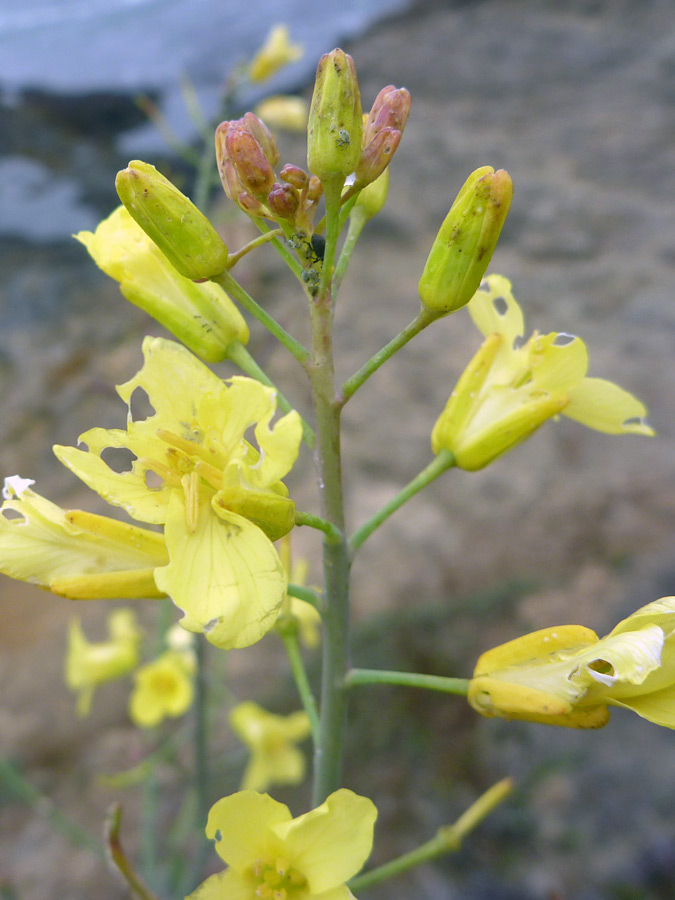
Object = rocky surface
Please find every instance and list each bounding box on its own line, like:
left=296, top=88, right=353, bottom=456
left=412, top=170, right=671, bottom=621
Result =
left=2, top=1, right=675, bottom=898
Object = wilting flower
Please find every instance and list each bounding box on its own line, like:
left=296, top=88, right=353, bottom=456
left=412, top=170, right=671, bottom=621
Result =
left=0, top=477, right=168, bottom=599
left=54, top=337, right=303, bottom=650
left=76, top=207, right=249, bottom=363
left=469, top=596, right=675, bottom=729
left=229, top=702, right=311, bottom=792
left=248, top=25, right=303, bottom=84
left=432, top=275, right=654, bottom=470
left=129, top=648, right=195, bottom=728
left=187, top=788, right=377, bottom=900
left=65, top=608, right=142, bottom=716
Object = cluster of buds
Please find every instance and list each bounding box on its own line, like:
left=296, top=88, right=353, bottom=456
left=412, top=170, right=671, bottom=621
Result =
left=216, top=114, right=324, bottom=234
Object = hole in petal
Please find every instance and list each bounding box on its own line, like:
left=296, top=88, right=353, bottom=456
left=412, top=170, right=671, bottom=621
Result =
left=624, top=416, right=648, bottom=428
left=129, top=387, right=155, bottom=422
left=145, top=470, right=164, bottom=490
left=1, top=508, right=25, bottom=522
left=512, top=335, right=526, bottom=350
left=553, top=332, right=576, bottom=346
left=101, top=447, right=137, bottom=473
left=492, top=296, right=508, bottom=316
left=588, top=658, right=614, bottom=677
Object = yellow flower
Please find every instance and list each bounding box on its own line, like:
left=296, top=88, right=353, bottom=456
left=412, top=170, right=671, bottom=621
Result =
left=248, top=25, right=303, bottom=83
left=54, top=337, right=303, bottom=650
left=76, top=206, right=248, bottom=363
left=187, top=788, right=377, bottom=900
left=65, top=608, right=142, bottom=716
left=254, top=96, right=309, bottom=133
left=0, top=477, right=168, bottom=599
left=129, top=648, right=195, bottom=728
left=431, top=275, right=654, bottom=470
left=469, top=596, right=675, bottom=729
left=229, top=702, right=311, bottom=792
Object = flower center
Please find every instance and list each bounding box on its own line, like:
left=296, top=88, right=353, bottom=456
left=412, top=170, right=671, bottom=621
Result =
left=252, top=857, right=307, bottom=900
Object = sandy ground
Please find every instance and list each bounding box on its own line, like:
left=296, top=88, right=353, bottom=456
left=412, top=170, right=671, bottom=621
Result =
left=1, top=1, right=675, bottom=897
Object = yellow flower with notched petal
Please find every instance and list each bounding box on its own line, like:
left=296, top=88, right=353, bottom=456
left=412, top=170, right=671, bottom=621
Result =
left=129, top=648, right=195, bottom=728
left=432, top=275, right=654, bottom=470
left=230, top=702, right=311, bottom=792
left=0, top=477, right=168, bottom=599
left=54, top=337, right=303, bottom=650
left=469, top=596, right=675, bottom=729
left=76, top=206, right=248, bottom=363
left=187, top=788, right=377, bottom=900
left=248, top=25, right=303, bottom=83
left=66, top=608, right=142, bottom=716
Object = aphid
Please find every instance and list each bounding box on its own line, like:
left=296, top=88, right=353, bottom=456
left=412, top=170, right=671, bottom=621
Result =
left=336, top=129, right=351, bottom=147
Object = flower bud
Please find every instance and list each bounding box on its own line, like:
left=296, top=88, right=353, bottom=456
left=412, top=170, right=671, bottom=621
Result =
left=280, top=163, right=309, bottom=190
left=307, top=176, right=323, bottom=203
left=115, top=161, right=228, bottom=281
left=224, top=124, right=276, bottom=201
left=363, top=85, right=411, bottom=145
left=307, top=49, right=363, bottom=184
left=353, top=127, right=401, bottom=189
left=241, top=112, right=279, bottom=167
left=418, top=166, right=512, bottom=316
left=267, top=183, right=300, bottom=222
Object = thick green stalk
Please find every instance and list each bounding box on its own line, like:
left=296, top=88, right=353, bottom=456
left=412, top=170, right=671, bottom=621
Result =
left=309, top=188, right=352, bottom=805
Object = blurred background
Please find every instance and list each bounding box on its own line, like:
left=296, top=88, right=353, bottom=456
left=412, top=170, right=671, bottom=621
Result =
left=1, top=0, right=675, bottom=898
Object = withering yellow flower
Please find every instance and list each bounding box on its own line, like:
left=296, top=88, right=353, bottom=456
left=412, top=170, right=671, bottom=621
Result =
left=76, top=206, right=248, bottom=363
left=66, top=609, right=142, bottom=716
left=187, top=789, right=377, bottom=900
left=0, top=477, right=167, bottom=600
left=469, top=596, right=675, bottom=729
left=54, top=337, right=302, bottom=650
left=248, top=25, right=303, bottom=83
left=129, top=648, right=195, bottom=728
left=432, top=275, right=654, bottom=470
left=230, top=702, right=311, bottom=792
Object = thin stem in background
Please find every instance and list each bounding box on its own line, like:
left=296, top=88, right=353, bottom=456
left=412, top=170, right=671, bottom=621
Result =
left=350, top=450, right=455, bottom=551
left=279, top=625, right=321, bottom=743
left=191, top=638, right=211, bottom=877
left=106, top=804, right=163, bottom=900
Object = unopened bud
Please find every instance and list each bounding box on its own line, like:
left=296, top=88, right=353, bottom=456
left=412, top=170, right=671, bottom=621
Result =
left=115, top=161, right=228, bottom=281
left=223, top=124, right=276, bottom=201
left=418, top=166, right=512, bottom=316
left=354, top=127, right=401, bottom=189
left=363, top=85, right=411, bottom=145
left=241, top=112, right=279, bottom=167
left=307, top=49, right=363, bottom=184
left=307, top=176, right=323, bottom=203
left=267, top=183, right=300, bottom=222
left=280, top=164, right=309, bottom=190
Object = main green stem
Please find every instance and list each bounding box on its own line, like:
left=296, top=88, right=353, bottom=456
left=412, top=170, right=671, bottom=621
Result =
left=309, top=187, right=352, bottom=806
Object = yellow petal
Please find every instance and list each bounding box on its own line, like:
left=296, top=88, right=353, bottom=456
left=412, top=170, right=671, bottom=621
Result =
left=467, top=275, right=524, bottom=344
left=473, top=624, right=598, bottom=675
left=155, top=493, right=285, bottom=649
left=564, top=377, right=655, bottom=435
left=185, top=868, right=250, bottom=900
left=276, top=789, right=377, bottom=893
left=529, top=332, right=589, bottom=394
left=206, top=791, right=290, bottom=869
left=607, top=683, right=675, bottom=728
left=610, top=596, right=675, bottom=637
left=129, top=650, right=194, bottom=728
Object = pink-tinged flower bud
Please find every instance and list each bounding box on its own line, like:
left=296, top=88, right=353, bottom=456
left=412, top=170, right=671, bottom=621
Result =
left=224, top=124, right=276, bottom=201
left=307, top=176, right=323, bottom=203
left=241, top=112, right=279, bottom=167
left=267, top=183, right=300, bottom=222
left=363, top=85, right=411, bottom=145
left=115, top=161, right=228, bottom=281
left=280, top=163, right=309, bottom=190
left=418, top=166, right=513, bottom=316
left=353, top=127, right=401, bottom=189
left=307, top=49, right=363, bottom=184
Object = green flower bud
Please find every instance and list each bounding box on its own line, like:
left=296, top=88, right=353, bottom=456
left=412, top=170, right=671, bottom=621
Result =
left=350, top=168, right=389, bottom=226
left=418, top=167, right=512, bottom=316
left=307, top=49, right=363, bottom=184
left=116, top=161, right=229, bottom=281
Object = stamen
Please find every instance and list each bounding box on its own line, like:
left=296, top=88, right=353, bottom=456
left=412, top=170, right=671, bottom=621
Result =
left=182, top=471, right=200, bottom=534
